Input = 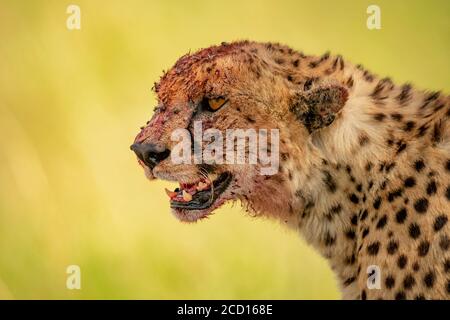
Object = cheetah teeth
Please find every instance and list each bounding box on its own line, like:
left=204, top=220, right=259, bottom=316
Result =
left=182, top=190, right=192, bottom=202
left=165, top=179, right=212, bottom=202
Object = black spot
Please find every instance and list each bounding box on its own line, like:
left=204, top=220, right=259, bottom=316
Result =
left=356, top=184, right=363, bottom=192
left=345, top=254, right=356, bottom=265
left=385, top=276, right=395, bottom=289
left=432, top=123, right=442, bottom=143
left=349, top=193, right=359, bottom=204
left=387, top=240, right=399, bottom=255
left=423, top=271, right=435, bottom=288
left=365, top=162, right=373, bottom=172
left=323, top=171, right=337, bottom=193
left=404, top=121, right=415, bottom=132
left=376, top=215, right=388, bottom=229
left=434, top=215, right=448, bottom=232
left=373, top=113, right=386, bottom=121
left=444, top=259, right=450, bottom=273
left=367, top=241, right=380, bottom=255
left=440, top=235, right=450, bottom=250
left=413, top=198, right=429, bottom=214
left=417, top=240, right=430, bottom=257
left=396, top=208, right=408, bottom=224
left=373, top=197, right=382, bottom=209
left=421, top=91, right=440, bottom=109
left=391, top=113, right=403, bottom=121
left=359, top=134, right=369, bottom=146
left=397, top=255, right=408, bottom=269
left=385, top=162, right=396, bottom=172
left=361, top=290, right=367, bottom=300
left=386, top=138, right=394, bottom=146
left=413, top=262, right=420, bottom=272
left=446, top=186, right=450, bottom=200
left=414, top=160, right=425, bottom=172
left=363, top=70, right=374, bottom=82
left=344, top=276, right=356, bottom=286
left=345, top=229, right=356, bottom=240
left=397, top=83, right=412, bottom=104
left=403, top=274, right=416, bottom=290
left=351, top=214, right=358, bottom=226
left=446, top=160, right=450, bottom=172
left=330, top=204, right=342, bottom=214
left=395, top=291, right=406, bottom=300
left=301, top=201, right=314, bottom=218
left=324, top=232, right=336, bottom=246
left=404, top=177, right=416, bottom=188
left=292, top=59, right=300, bottom=67
left=360, top=209, right=368, bottom=221
left=447, top=280, right=450, bottom=294
left=409, top=223, right=421, bottom=239
left=426, top=181, right=437, bottom=196
left=396, top=142, right=407, bottom=154
left=434, top=103, right=445, bottom=112
left=388, top=188, right=403, bottom=202
left=362, top=228, right=369, bottom=238
left=417, top=124, right=429, bottom=137
left=308, top=52, right=329, bottom=68
left=346, top=77, right=354, bottom=88
left=303, top=78, right=314, bottom=90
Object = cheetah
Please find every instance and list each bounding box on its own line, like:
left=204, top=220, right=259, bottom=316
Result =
left=131, top=41, right=450, bottom=300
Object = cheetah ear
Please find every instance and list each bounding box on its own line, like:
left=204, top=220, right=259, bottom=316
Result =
left=289, top=85, right=348, bottom=133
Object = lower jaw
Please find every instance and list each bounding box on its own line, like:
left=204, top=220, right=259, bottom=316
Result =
left=171, top=208, right=209, bottom=222
left=170, top=198, right=226, bottom=222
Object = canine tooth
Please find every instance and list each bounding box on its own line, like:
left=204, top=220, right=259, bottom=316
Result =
left=197, top=181, right=208, bottom=191
left=182, top=190, right=192, bottom=201
left=165, top=188, right=177, bottom=199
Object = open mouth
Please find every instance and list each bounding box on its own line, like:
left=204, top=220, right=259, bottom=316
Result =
left=165, top=172, right=232, bottom=211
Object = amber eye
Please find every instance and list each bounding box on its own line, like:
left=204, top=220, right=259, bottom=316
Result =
left=205, top=97, right=227, bottom=111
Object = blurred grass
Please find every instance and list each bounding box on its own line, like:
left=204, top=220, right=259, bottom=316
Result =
left=0, top=0, right=448, bottom=299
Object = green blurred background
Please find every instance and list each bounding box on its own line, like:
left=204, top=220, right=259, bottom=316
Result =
left=0, top=0, right=448, bottom=299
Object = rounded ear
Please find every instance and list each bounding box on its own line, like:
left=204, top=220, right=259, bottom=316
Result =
left=289, top=85, right=348, bottom=133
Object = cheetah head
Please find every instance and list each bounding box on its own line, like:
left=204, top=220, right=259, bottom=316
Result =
left=131, top=41, right=348, bottom=222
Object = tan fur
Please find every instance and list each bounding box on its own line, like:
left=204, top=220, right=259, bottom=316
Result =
left=133, top=41, right=450, bottom=299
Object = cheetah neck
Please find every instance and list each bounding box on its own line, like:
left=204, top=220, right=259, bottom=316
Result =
left=286, top=64, right=448, bottom=298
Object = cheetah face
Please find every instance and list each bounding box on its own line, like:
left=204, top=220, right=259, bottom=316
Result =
left=131, top=42, right=347, bottom=223
left=130, top=43, right=300, bottom=222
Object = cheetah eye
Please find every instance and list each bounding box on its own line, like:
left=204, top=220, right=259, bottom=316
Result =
left=202, top=97, right=228, bottom=112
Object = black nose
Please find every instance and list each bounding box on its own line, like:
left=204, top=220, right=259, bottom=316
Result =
left=130, top=143, right=170, bottom=169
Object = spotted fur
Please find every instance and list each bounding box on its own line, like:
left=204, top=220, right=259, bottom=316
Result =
left=133, top=41, right=450, bottom=299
